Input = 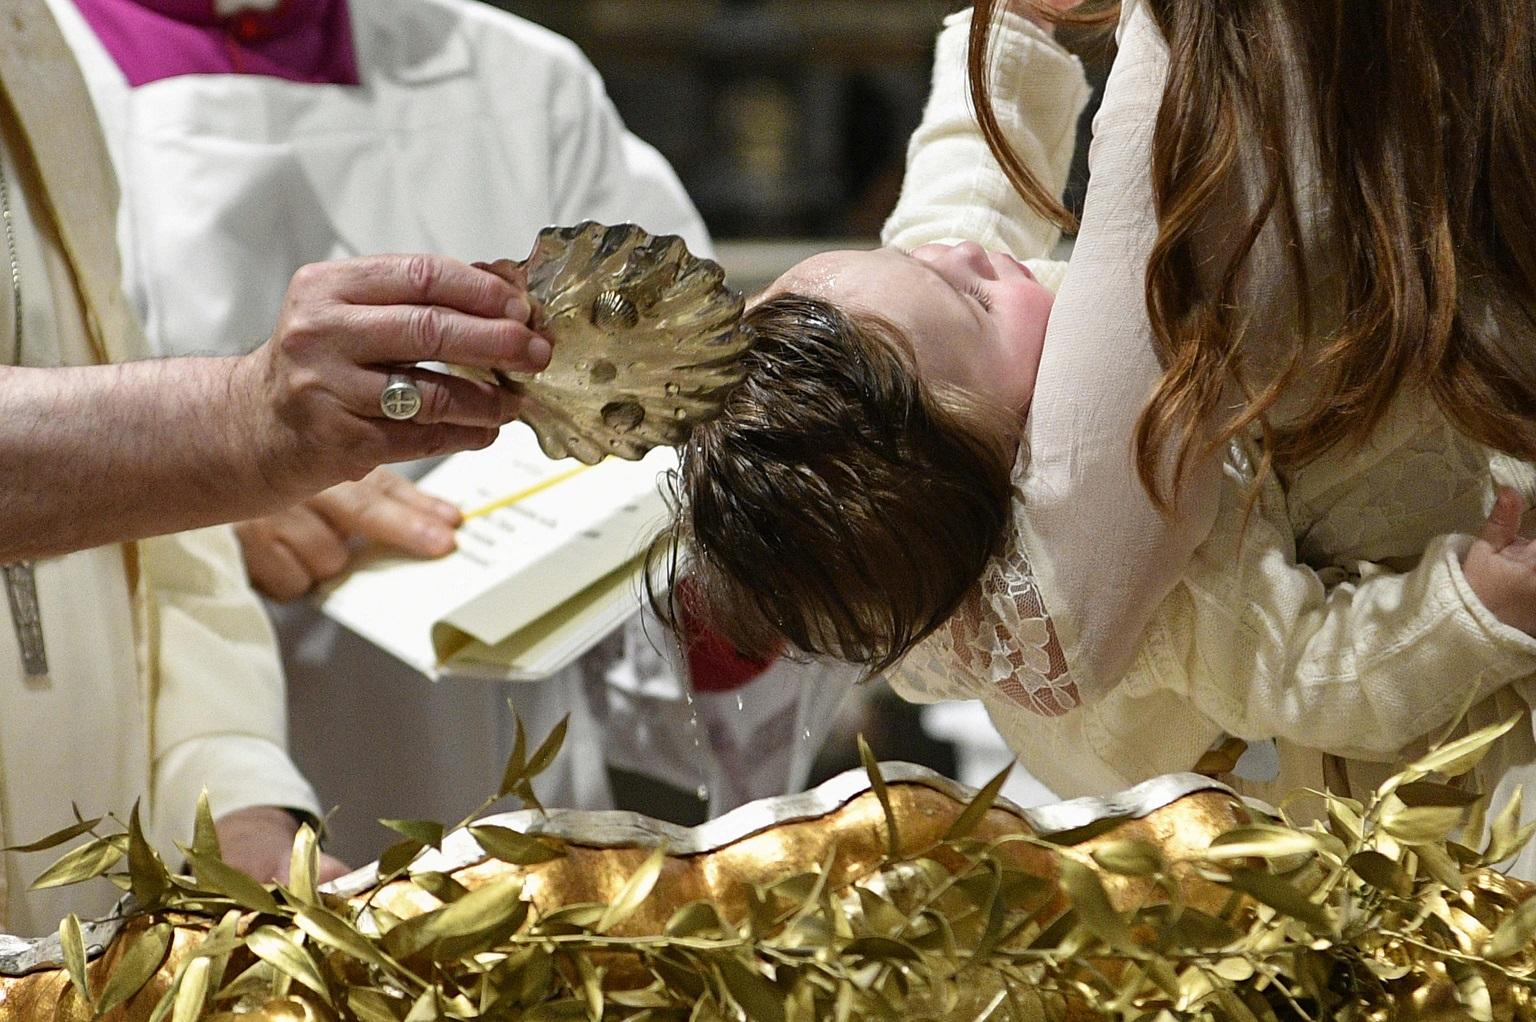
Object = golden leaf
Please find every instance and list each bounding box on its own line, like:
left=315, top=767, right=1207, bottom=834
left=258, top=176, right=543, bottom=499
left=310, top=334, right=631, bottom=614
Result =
left=943, top=762, right=1012, bottom=842
left=59, top=913, right=90, bottom=1005
left=1406, top=714, right=1520, bottom=780
left=246, top=926, right=332, bottom=1003
left=31, top=836, right=124, bottom=889
left=1486, top=892, right=1536, bottom=959
left=1222, top=869, right=1329, bottom=930
left=295, top=907, right=394, bottom=971
left=598, top=846, right=667, bottom=932
left=185, top=849, right=280, bottom=915
left=288, top=823, right=319, bottom=907
left=1057, top=858, right=1131, bottom=949
left=385, top=875, right=528, bottom=960
left=1203, top=826, right=1321, bottom=862
left=858, top=737, right=899, bottom=858
left=5, top=814, right=102, bottom=853
left=192, top=791, right=220, bottom=861
left=1379, top=805, right=1464, bottom=846
left=349, top=988, right=405, bottom=1022
left=1092, top=840, right=1166, bottom=877
left=468, top=825, right=564, bottom=865
left=170, top=956, right=211, bottom=1022
left=96, top=922, right=173, bottom=1014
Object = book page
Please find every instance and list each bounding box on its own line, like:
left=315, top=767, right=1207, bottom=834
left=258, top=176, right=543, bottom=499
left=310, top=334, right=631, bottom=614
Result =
left=320, top=424, right=675, bottom=678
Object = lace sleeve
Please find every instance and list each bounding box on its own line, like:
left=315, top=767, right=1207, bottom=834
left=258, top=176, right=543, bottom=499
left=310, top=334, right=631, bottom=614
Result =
left=890, top=486, right=1082, bottom=717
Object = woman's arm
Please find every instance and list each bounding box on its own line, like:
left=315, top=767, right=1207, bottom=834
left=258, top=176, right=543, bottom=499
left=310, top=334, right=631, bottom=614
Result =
left=881, top=8, right=1090, bottom=259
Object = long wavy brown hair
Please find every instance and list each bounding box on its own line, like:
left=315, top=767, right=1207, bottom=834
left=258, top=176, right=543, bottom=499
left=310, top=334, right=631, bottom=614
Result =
left=974, top=0, right=1536, bottom=508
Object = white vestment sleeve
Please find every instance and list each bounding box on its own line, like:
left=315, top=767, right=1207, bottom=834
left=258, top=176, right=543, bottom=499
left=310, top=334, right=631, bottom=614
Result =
left=881, top=8, right=1090, bottom=259
left=141, top=526, right=320, bottom=857
left=544, top=46, right=711, bottom=258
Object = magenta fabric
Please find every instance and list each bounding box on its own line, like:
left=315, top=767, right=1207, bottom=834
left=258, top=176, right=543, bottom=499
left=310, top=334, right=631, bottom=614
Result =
left=72, top=0, right=360, bottom=87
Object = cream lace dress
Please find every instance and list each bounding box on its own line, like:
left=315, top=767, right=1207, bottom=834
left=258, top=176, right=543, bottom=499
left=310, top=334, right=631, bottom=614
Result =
left=882, top=4, right=1536, bottom=832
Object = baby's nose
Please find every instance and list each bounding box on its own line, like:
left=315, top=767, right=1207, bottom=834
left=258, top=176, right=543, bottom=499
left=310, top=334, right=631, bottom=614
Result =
left=947, top=241, right=999, bottom=278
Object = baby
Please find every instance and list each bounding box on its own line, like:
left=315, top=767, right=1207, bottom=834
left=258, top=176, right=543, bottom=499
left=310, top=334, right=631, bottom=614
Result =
left=652, top=241, right=1067, bottom=673
left=652, top=240, right=1536, bottom=683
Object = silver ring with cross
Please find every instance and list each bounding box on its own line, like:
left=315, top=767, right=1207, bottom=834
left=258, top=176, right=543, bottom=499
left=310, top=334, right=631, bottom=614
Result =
left=379, top=371, right=423, bottom=421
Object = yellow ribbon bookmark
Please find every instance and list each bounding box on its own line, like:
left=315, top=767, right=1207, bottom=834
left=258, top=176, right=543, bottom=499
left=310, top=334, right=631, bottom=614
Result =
left=461, top=462, right=599, bottom=522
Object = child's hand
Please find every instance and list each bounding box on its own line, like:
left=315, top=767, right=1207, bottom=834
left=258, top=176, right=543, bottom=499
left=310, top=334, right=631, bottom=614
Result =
left=1463, top=486, right=1536, bottom=636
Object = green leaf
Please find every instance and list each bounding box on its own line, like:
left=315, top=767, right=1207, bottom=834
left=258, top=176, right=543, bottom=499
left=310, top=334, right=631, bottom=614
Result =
left=59, top=913, right=90, bottom=1005
left=5, top=815, right=103, bottom=853
left=1487, top=893, right=1536, bottom=959
left=1223, top=868, right=1330, bottom=929
left=1347, top=851, right=1413, bottom=898
left=858, top=736, right=899, bottom=858
left=469, top=825, right=564, bottom=865
left=245, top=926, right=331, bottom=1002
left=381, top=819, right=445, bottom=849
left=943, top=761, right=1012, bottom=842
left=31, top=837, right=125, bottom=890
left=1057, top=858, right=1131, bottom=949
left=96, top=923, right=173, bottom=1014
left=1408, top=714, right=1521, bottom=779
left=598, top=846, right=667, bottom=932
left=295, top=907, right=394, bottom=971
left=1091, top=840, right=1165, bottom=877
left=184, top=849, right=280, bottom=915
left=170, top=955, right=211, bottom=1022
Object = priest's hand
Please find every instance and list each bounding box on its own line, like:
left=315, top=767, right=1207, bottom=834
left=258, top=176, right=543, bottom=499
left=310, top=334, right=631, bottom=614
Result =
left=234, top=254, right=548, bottom=506
left=237, top=468, right=463, bottom=601
left=214, top=805, right=351, bottom=886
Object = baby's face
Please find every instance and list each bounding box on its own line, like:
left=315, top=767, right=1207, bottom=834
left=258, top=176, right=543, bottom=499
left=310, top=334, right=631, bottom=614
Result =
left=767, top=242, right=1053, bottom=414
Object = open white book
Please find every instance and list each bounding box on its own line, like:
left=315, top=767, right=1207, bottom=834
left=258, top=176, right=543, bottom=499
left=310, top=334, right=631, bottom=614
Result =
left=318, top=424, right=675, bottom=681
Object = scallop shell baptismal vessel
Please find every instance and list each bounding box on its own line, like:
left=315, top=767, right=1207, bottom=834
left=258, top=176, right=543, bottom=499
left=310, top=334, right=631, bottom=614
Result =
left=483, top=221, right=749, bottom=464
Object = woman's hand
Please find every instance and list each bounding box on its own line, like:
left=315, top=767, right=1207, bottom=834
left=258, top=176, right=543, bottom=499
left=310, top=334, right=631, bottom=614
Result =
left=237, top=468, right=462, bottom=601
left=1463, top=487, right=1536, bottom=635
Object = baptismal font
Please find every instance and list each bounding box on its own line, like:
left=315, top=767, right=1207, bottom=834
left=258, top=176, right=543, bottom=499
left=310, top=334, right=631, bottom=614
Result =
left=1, top=225, right=1531, bottom=1022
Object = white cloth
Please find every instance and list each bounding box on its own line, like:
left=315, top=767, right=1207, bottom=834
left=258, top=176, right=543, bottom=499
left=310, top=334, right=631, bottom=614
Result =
left=0, top=122, right=315, bottom=934
left=881, top=5, right=1536, bottom=825
left=47, top=0, right=855, bottom=863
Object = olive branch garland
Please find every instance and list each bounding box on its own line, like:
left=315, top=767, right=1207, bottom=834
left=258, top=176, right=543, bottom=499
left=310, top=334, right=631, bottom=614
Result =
left=14, top=716, right=1536, bottom=1022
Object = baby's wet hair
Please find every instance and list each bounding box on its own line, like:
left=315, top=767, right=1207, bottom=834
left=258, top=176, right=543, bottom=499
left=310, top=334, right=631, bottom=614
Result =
left=649, top=292, right=1016, bottom=675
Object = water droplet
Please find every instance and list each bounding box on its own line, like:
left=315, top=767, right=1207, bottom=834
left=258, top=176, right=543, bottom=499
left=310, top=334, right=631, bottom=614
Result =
left=735, top=693, right=744, bottom=712
left=575, top=360, right=590, bottom=372
left=589, top=359, right=617, bottom=384
left=695, top=784, right=710, bottom=803
left=802, top=728, right=812, bottom=740
left=664, top=381, right=680, bottom=396
left=600, top=400, right=645, bottom=433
